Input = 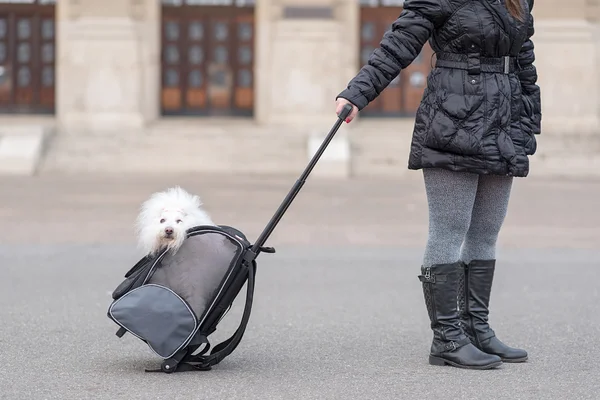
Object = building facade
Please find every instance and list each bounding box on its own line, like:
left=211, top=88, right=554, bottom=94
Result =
left=1, top=0, right=599, bottom=177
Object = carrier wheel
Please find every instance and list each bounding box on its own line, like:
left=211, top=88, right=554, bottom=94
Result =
left=161, top=360, right=178, bottom=373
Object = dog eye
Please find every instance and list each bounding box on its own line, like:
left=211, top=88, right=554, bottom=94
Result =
left=176, top=219, right=182, bottom=224
left=160, top=219, right=165, bottom=223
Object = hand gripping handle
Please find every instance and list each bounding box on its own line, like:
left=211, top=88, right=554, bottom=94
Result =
left=337, top=103, right=354, bottom=121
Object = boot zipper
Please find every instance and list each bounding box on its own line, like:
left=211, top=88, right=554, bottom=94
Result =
left=425, top=266, right=435, bottom=321
left=423, top=267, right=439, bottom=338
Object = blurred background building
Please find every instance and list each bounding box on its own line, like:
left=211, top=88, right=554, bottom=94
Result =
left=0, top=0, right=598, bottom=177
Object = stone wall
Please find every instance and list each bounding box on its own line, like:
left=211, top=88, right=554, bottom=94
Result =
left=55, top=0, right=159, bottom=134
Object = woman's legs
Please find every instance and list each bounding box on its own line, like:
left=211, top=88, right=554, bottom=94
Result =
left=422, top=168, right=513, bottom=265
left=460, top=174, right=513, bottom=263
left=422, top=168, right=478, bottom=267
left=419, top=168, right=502, bottom=369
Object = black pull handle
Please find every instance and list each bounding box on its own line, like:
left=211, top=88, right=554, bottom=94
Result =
left=337, top=103, right=354, bottom=121
left=251, top=102, right=353, bottom=254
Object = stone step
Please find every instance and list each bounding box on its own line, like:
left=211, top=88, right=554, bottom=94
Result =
left=0, top=125, right=54, bottom=176
left=37, top=118, right=600, bottom=178
left=40, top=131, right=309, bottom=175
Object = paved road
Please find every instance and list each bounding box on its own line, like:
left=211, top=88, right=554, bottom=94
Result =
left=1, top=245, right=599, bottom=400
left=0, top=173, right=599, bottom=399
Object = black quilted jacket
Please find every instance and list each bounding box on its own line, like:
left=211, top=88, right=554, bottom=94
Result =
left=337, top=0, right=541, bottom=177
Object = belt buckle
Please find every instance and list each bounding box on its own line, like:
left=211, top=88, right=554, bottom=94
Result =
left=503, top=56, right=510, bottom=74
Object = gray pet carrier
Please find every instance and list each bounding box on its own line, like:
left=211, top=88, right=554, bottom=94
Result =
left=107, top=225, right=271, bottom=372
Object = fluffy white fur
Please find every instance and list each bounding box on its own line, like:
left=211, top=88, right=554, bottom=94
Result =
left=136, top=186, right=215, bottom=256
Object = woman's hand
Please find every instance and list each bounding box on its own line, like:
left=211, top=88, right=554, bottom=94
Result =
left=335, top=98, right=359, bottom=123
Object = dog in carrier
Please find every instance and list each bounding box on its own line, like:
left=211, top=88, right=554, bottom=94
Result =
left=134, top=186, right=232, bottom=316
left=110, top=184, right=266, bottom=373
left=135, top=186, right=215, bottom=256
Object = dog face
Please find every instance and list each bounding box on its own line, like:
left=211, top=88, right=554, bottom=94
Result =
left=151, top=208, right=188, bottom=254
left=136, top=186, right=215, bottom=256
left=159, top=208, right=186, bottom=239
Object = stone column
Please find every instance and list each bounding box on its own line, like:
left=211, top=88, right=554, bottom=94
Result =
left=254, top=0, right=272, bottom=126
left=255, top=0, right=358, bottom=128
left=254, top=0, right=359, bottom=177
left=531, top=0, right=600, bottom=136
left=55, top=0, right=160, bottom=134
left=587, top=0, right=600, bottom=133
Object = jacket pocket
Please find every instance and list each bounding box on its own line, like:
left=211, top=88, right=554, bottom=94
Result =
left=425, top=90, right=485, bottom=155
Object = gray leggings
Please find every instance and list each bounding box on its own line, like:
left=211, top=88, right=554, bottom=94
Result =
left=422, top=168, right=513, bottom=267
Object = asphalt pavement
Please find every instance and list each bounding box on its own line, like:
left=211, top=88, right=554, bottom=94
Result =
left=0, top=173, right=598, bottom=400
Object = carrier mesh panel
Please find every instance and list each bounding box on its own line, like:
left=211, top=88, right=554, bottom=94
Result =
left=147, top=231, right=242, bottom=319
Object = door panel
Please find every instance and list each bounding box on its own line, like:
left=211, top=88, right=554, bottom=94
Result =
left=206, top=18, right=233, bottom=111
left=233, top=14, right=253, bottom=111
left=14, top=17, right=34, bottom=106
left=359, top=6, right=432, bottom=117
left=185, top=20, right=207, bottom=110
left=39, top=17, right=55, bottom=108
left=161, top=18, right=183, bottom=111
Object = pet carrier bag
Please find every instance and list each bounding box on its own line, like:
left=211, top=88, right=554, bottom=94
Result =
left=107, top=104, right=354, bottom=374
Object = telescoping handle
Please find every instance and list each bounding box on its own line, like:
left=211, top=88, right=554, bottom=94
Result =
left=250, top=104, right=354, bottom=255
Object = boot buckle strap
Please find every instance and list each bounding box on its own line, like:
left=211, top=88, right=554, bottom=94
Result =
left=443, top=337, right=471, bottom=352
left=444, top=342, right=458, bottom=352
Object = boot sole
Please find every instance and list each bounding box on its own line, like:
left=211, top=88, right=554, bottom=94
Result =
left=429, top=355, right=502, bottom=370
left=500, top=356, right=528, bottom=363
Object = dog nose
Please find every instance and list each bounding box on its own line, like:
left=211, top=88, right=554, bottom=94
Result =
left=165, top=227, right=174, bottom=235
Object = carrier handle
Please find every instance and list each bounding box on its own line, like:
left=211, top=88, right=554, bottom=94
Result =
left=338, top=103, right=354, bottom=121
left=250, top=103, right=354, bottom=255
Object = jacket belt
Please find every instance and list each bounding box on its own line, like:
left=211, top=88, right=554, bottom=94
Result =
left=434, top=52, right=518, bottom=75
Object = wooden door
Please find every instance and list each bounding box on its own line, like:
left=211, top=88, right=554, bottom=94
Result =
left=160, top=4, right=255, bottom=117
left=359, top=5, right=433, bottom=117
left=0, top=1, right=55, bottom=114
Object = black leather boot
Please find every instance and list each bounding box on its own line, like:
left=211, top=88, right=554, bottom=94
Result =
left=458, top=260, right=528, bottom=363
left=419, top=262, right=502, bottom=369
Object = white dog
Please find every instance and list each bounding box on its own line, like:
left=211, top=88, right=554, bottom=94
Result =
left=135, top=186, right=215, bottom=256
